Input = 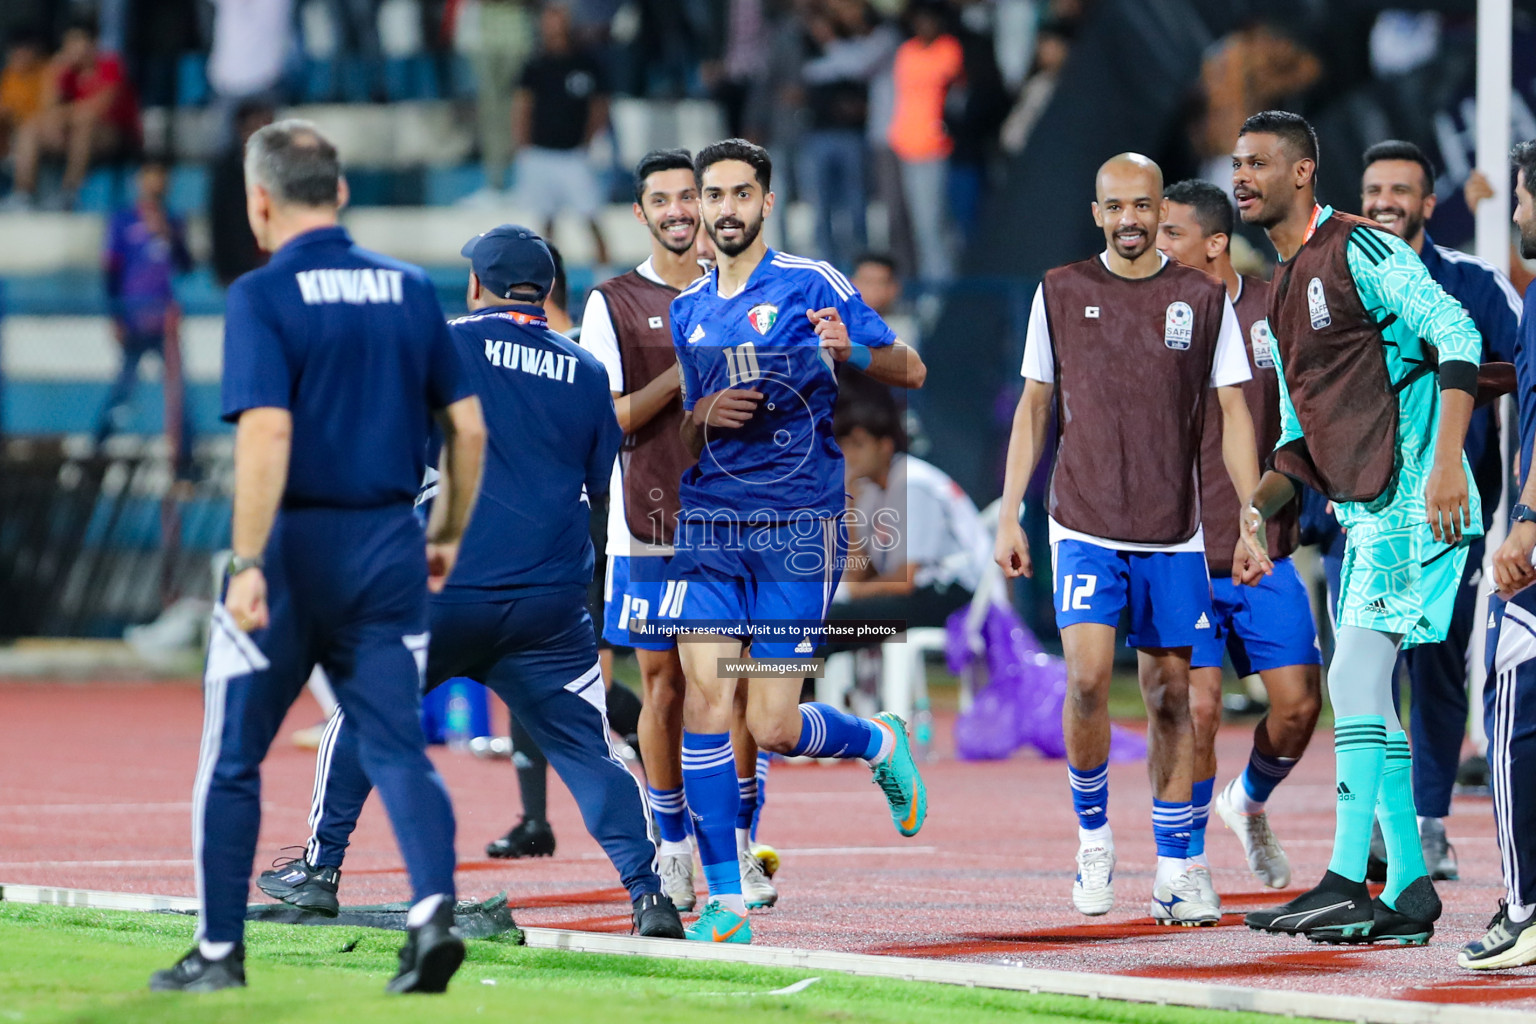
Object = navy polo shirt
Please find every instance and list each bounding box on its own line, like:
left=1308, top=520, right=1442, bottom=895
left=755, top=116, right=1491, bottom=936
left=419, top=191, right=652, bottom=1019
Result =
left=222, top=226, right=469, bottom=509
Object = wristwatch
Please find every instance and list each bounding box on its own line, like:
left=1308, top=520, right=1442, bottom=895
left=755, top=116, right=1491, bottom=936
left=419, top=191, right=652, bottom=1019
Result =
left=227, top=554, right=264, bottom=576
left=1513, top=504, right=1536, bottom=525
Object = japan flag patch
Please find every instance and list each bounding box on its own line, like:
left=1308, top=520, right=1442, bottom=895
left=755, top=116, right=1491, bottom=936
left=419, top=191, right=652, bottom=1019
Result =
left=1307, top=277, right=1331, bottom=329
left=1164, top=301, right=1193, bottom=350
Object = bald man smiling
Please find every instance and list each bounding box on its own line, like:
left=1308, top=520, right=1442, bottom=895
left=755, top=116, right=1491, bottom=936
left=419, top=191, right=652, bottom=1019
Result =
left=994, top=153, right=1262, bottom=926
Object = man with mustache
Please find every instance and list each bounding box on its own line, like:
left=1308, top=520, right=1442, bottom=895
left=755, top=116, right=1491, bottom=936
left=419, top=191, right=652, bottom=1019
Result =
left=665, top=138, right=928, bottom=943
left=1234, top=110, right=1484, bottom=945
left=579, top=149, right=776, bottom=913
left=1156, top=180, right=1322, bottom=908
left=1357, top=139, right=1522, bottom=885
left=995, top=154, right=1262, bottom=926
left=1463, top=138, right=1536, bottom=971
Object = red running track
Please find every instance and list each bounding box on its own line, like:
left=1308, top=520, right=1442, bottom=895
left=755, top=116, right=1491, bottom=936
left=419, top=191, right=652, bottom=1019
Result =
left=1, top=679, right=1532, bottom=1009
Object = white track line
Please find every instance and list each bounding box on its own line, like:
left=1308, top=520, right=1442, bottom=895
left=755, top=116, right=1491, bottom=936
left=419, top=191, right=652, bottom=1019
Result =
left=0, top=882, right=1525, bottom=1024
left=0, top=860, right=194, bottom=869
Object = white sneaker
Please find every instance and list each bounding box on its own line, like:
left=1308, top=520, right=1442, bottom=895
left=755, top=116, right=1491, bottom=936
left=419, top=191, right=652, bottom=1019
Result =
left=1072, top=841, right=1115, bottom=916
left=1215, top=778, right=1291, bottom=889
left=659, top=852, right=697, bottom=912
left=739, top=848, right=779, bottom=908
left=1152, top=870, right=1221, bottom=926
left=1186, top=863, right=1221, bottom=912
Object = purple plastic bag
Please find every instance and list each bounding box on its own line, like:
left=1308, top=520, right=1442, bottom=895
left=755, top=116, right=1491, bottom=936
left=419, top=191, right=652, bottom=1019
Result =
left=950, top=600, right=1147, bottom=763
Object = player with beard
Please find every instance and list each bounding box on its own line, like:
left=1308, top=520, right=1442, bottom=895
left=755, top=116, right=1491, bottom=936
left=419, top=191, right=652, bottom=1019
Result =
left=995, top=154, right=1262, bottom=926
left=580, top=150, right=777, bottom=913
left=665, top=139, right=928, bottom=943
left=1156, top=180, right=1322, bottom=908
left=1464, top=138, right=1536, bottom=971
left=1233, top=110, right=1485, bottom=945
left=1357, top=140, right=1521, bottom=884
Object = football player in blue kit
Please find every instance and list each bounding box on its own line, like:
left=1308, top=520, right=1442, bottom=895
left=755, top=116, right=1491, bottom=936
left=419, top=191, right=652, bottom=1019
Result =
left=254, top=224, right=687, bottom=941
left=665, top=139, right=929, bottom=943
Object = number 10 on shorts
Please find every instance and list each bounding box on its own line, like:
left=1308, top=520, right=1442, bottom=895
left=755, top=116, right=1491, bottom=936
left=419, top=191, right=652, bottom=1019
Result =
left=1060, top=573, right=1097, bottom=612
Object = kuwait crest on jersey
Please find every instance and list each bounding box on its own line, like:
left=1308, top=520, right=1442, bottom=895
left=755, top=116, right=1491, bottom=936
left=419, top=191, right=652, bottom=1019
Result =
left=747, top=303, right=779, bottom=335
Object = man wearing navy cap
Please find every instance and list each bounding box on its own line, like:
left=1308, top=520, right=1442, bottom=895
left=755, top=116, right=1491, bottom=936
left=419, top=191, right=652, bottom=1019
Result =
left=257, top=223, right=687, bottom=940
left=153, top=120, right=487, bottom=993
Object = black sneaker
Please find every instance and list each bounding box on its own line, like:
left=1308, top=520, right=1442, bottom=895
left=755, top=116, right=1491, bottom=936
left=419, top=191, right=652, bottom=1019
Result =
left=149, top=945, right=247, bottom=991
left=256, top=851, right=341, bottom=917
left=1454, top=754, right=1490, bottom=795
left=1245, top=870, right=1372, bottom=937
left=632, top=892, right=684, bottom=939
left=1459, top=902, right=1536, bottom=970
left=1419, top=818, right=1458, bottom=881
left=1366, top=821, right=1388, bottom=883
left=486, top=817, right=556, bottom=859
left=386, top=900, right=465, bottom=994
left=1309, top=877, right=1441, bottom=946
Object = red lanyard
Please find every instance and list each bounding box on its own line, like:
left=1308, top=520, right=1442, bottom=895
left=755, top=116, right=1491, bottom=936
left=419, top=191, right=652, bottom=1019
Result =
left=1302, top=204, right=1323, bottom=244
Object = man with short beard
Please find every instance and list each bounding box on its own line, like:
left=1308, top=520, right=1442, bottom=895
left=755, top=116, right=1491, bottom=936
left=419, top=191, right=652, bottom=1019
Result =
left=579, top=149, right=775, bottom=914
left=1462, top=139, right=1536, bottom=971
left=1234, top=110, right=1485, bottom=946
left=666, top=138, right=928, bottom=943
left=994, top=154, right=1262, bottom=926
left=1358, top=139, right=1522, bottom=885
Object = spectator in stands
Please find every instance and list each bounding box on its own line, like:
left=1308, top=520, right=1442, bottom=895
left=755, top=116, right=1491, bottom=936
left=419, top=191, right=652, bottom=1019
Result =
left=851, top=251, right=919, bottom=349
left=888, top=0, right=962, bottom=281
left=1000, top=17, right=1073, bottom=155
left=944, top=8, right=1007, bottom=243
left=461, top=0, right=537, bottom=203
left=97, top=160, right=195, bottom=477
left=6, top=14, right=141, bottom=210
left=514, top=3, right=610, bottom=265
left=125, top=0, right=200, bottom=110
left=799, top=0, right=901, bottom=269
left=207, top=0, right=292, bottom=112
left=209, top=99, right=275, bottom=287
left=0, top=30, right=48, bottom=161
left=706, top=0, right=769, bottom=140
left=830, top=394, right=990, bottom=646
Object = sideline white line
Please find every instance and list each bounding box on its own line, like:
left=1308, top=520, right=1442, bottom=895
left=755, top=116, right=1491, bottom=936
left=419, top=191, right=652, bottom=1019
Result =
left=0, top=882, right=1525, bottom=1024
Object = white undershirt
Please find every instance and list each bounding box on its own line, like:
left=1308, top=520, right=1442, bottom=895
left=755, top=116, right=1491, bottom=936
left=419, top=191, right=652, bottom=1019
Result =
left=1019, top=252, right=1253, bottom=554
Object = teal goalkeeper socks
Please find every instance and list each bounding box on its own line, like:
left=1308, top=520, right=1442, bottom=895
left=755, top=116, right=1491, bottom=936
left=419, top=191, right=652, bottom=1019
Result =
left=1326, top=715, right=1387, bottom=883
left=1377, top=731, right=1428, bottom=907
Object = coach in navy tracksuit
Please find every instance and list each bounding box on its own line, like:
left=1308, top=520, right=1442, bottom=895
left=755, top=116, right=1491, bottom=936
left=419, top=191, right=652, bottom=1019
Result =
left=1468, top=142, right=1536, bottom=971
left=151, top=121, right=488, bottom=994
left=260, top=224, right=685, bottom=938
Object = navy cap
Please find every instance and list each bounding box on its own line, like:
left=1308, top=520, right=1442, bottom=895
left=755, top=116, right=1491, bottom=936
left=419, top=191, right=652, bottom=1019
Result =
left=460, top=224, right=555, bottom=301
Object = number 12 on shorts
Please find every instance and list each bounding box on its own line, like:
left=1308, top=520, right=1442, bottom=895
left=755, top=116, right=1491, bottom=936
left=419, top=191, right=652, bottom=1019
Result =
left=1060, top=573, right=1097, bottom=612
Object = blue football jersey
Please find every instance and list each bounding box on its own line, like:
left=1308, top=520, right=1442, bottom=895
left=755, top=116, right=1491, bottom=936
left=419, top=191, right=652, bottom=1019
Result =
left=670, top=249, right=896, bottom=520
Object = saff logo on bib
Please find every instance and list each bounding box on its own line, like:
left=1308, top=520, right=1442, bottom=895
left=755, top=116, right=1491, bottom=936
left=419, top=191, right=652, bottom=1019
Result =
left=747, top=303, right=779, bottom=335
left=1164, top=301, right=1193, bottom=350
left=1250, top=319, right=1276, bottom=368
left=1307, top=277, right=1331, bottom=329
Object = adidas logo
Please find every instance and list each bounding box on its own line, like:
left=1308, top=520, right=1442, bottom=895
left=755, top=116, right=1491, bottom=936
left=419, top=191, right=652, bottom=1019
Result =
left=1195, top=612, right=1211, bottom=630
left=794, top=637, right=813, bottom=654
left=688, top=324, right=706, bottom=344
left=1337, top=782, right=1355, bottom=802
left=1490, top=610, right=1499, bottom=629
left=1365, top=597, right=1388, bottom=614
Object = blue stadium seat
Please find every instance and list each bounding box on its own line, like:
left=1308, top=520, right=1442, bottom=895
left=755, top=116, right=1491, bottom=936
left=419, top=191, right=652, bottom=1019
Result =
left=176, top=53, right=209, bottom=107
left=424, top=165, right=485, bottom=206
left=166, top=166, right=209, bottom=217
left=385, top=55, right=440, bottom=101
left=74, top=168, right=126, bottom=214
left=302, top=58, right=335, bottom=103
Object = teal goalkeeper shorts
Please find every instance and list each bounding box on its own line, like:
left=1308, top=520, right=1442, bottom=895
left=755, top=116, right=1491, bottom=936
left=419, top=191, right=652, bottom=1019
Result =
left=1336, top=521, right=1472, bottom=647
